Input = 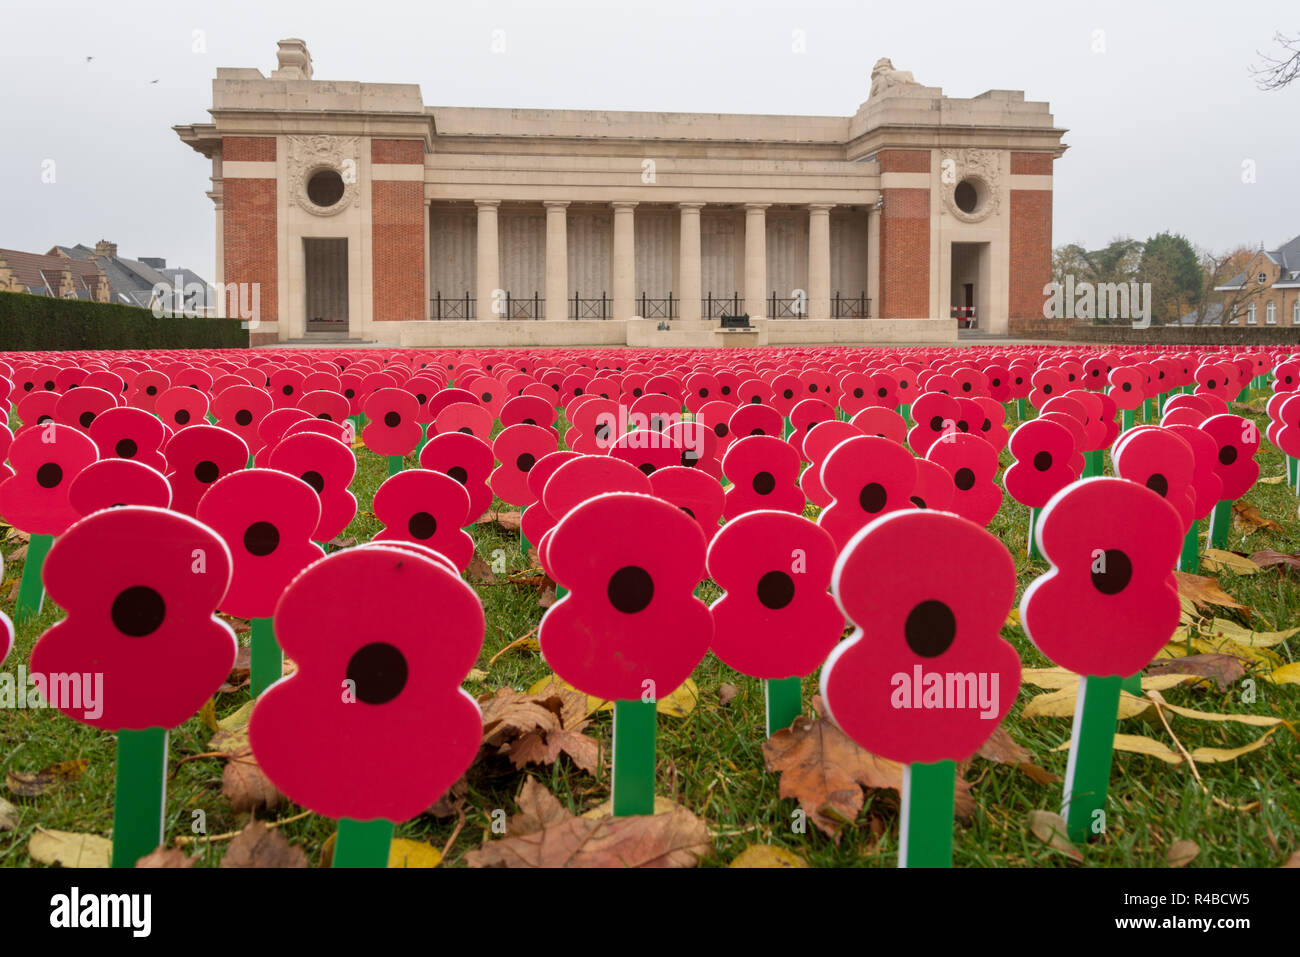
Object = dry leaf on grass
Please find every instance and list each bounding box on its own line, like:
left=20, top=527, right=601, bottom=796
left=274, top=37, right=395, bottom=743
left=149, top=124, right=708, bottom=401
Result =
left=718, top=683, right=740, bottom=706
left=1200, top=549, right=1261, bottom=575
left=220, top=820, right=308, bottom=868
left=729, top=845, right=809, bottom=868
left=222, top=749, right=284, bottom=813
left=475, top=510, right=523, bottom=532
left=1232, top=502, right=1283, bottom=532
left=537, top=585, right=558, bottom=609
left=1028, top=809, right=1082, bottom=862
left=1175, top=571, right=1248, bottom=610
left=29, top=828, right=112, bottom=868
left=136, top=847, right=197, bottom=868
left=478, top=685, right=601, bottom=775
left=1147, top=654, right=1246, bottom=691
left=1167, top=839, right=1199, bottom=867
left=1205, top=618, right=1298, bottom=649
left=427, top=777, right=469, bottom=818
left=762, top=715, right=973, bottom=842
left=6, top=759, right=90, bottom=798
left=0, top=796, right=18, bottom=830
left=465, top=778, right=711, bottom=868
left=464, top=555, right=499, bottom=584
left=1250, top=549, right=1300, bottom=574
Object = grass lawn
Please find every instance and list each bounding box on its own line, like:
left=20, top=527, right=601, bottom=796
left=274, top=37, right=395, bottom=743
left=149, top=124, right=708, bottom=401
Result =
left=1, top=398, right=1297, bottom=868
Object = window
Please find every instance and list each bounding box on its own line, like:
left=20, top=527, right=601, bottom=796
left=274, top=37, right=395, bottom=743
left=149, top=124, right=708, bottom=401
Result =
left=1294, top=300, right=1299, bottom=325
left=1257, top=272, right=1268, bottom=285
left=1266, top=301, right=1277, bottom=324
left=1247, top=303, right=1257, bottom=324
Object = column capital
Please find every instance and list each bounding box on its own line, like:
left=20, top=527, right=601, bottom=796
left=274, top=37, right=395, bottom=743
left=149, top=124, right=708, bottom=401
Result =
left=743, top=202, right=771, bottom=211
left=474, top=199, right=501, bottom=209
left=611, top=201, right=639, bottom=211
left=677, top=201, right=706, bottom=211
left=543, top=200, right=570, bottom=210
left=807, top=203, right=835, bottom=213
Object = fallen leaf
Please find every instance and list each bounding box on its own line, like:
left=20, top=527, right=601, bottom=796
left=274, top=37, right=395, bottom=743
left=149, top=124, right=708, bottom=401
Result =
left=1205, top=617, right=1298, bottom=649
left=1004, top=608, right=1020, bottom=628
left=465, top=778, right=711, bottom=868
left=1111, top=734, right=1183, bottom=764
left=655, top=678, right=700, bottom=719
left=1200, top=549, right=1260, bottom=575
left=718, top=683, right=740, bottom=706
left=198, top=697, right=219, bottom=732
left=7, top=544, right=28, bottom=562
left=465, top=555, right=499, bottom=584
left=222, top=749, right=284, bottom=813
left=427, top=777, right=469, bottom=818
left=1283, top=851, right=1300, bottom=868
left=475, top=510, right=523, bottom=532
left=478, top=686, right=601, bottom=775
left=7, top=527, right=30, bottom=544
left=0, top=796, right=18, bottom=830
left=6, top=759, right=90, bottom=797
left=466, top=668, right=488, bottom=682
left=1147, top=654, right=1246, bottom=691
left=1175, top=571, right=1247, bottom=610
left=762, top=715, right=973, bottom=842
left=387, top=838, right=442, bottom=868
left=729, top=845, right=809, bottom=868
left=1017, top=762, right=1061, bottom=785
left=1189, top=728, right=1278, bottom=763
left=537, top=585, right=557, bottom=609
left=977, top=726, right=1030, bottom=765
left=1146, top=689, right=1284, bottom=727
left=1021, top=667, right=1081, bottom=690
left=136, top=847, right=197, bottom=868
left=1167, top=839, right=1199, bottom=867
left=1190, top=634, right=1283, bottom=667
left=209, top=726, right=249, bottom=754
left=29, top=828, right=111, bottom=868
left=1022, top=687, right=1151, bottom=719
left=217, top=700, right=255, bottom=732
left=327, top=535, right=357, bottom=549
left=220, top=820, right=308, bottom=868
left=1249, top=549, right=1300, bottom=574
left=1256, top=474, right=1287, bottom=485
left=1269, top=662, right=1300, bottom=686
left=1232, top=502, right=1283, bottom=532
left=1028, top=810, right=1082, bottom=862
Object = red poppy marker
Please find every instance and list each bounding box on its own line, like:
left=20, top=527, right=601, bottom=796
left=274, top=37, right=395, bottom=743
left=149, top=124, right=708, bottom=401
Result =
left=196, top=469, right=325, bottom=696
left=372, top=469, right=474, bottom=570
left=707, top=510, right=841, bottom=734
left=419, top=430, right=495, bottom=525
left=720, top=435, right=805, bottom=520
left=1199, top=413, right=1260, bottom=549
left=816, top=435, right=916, bottom=549
left=823, top=510, right=1019, bottom=867
left=363, top=388, right=422, bottom=476
left=0, top=423, right=98, bottom=622
left=1003, top=418, right=1078, bottom=559
left=1020, top=478, right=1181, bottom=843
left=268, top=431, right=358, bottom=545
left=539, top=492, right=712, bottom=816
left=250, top=545, right=484, bottom=866
left=29, top=506, right=236, bottom=867
left=68, top=458, right=172, bottom=515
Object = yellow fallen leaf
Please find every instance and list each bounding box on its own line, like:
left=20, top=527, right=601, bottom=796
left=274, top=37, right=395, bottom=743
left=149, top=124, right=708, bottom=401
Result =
left=1189, top=728, right=1279, bottom=763
left=525, top=675, right=698, bottom=719
left=1200, top=549, right=1261, bottom=576
left=199, top=697, right=219, bottom=733
left=1020, top=667, right=1079, bottom=690
left=1257, top=474, right=1287, bottom=485
left=1190, top=636, right=1282, bottom=667
left=1023, top=687, right=1150, bottom=719
left=1268, top=662, right=1300, bottom=686
left=388, top=838, right=442, bottom=868
left=1004, top=609, right=1020, bottom=628
left=217, top=700, right=255, bottom=732
left=29, top=828, right=112, bottom=867
left=1145, top=690, right=1283, bottom=727
left=466, top=668, right=488, bottom=683
left=1206, top=618, right=1298, bottom=649
left=1113, top=734, right=1184, bottom=764
left=729, top=845, right=809, bottom=868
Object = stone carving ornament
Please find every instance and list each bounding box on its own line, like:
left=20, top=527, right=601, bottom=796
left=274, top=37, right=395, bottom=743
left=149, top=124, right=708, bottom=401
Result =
left=289, top=135, right=360, bottom=216
left=869, top=58, right=921, bottom=98
left=940, top=148, right=1001, bottom=224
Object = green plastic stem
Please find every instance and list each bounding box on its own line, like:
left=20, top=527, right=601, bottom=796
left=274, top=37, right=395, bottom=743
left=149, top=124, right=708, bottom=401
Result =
left=1207, top=499, right=1232, bottom=549
left=333, top=818, right=394, bottom=868
left=1083, top=449, right=1103, bottom=477
left=1178, top=520, right=1200, bottom=573
left=14, top=532, right=54, bottom=624
left=899, top=403, right=912, bottom=427
left=899, top=759, right=955, bottom=868
left=764, top=677, right=802, bottom=736
left=1015, top=397, right=1028, bottom=421
left=387, top=455, right=404, bottom=477
left=1288, top=456, right=1298, bottom=488
left=250, top=616, right=282, bottom=697
left=520, top=504, right=531, bottom=557
left=1121, top=408, right=1135, bottom=432
left=1027, top=506, right=1043, bottom=560
left=112, top=727, right=167, bottom=868
left=415, top=423, right=429, bottom=456
left=1063, top=674, right=1121, bottom=843
left=612, top=698, right=657, bottom=816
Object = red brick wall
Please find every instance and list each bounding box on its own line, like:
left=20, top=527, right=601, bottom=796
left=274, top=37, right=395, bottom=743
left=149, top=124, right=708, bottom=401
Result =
left=877, top=149, right=931, bottom=174
left=222, top=178, right=277, bottom=322
left=372, top=139, right=423, bottom=165
left=372, top=180, right=425, bottom=321
left=878, top=188, right=930, bottom=318
left=1010, top=152, right=1054, bottom=176
left=1009, top=189, right=1052, bottom=319
left=223, top=136, right=276, bottom=162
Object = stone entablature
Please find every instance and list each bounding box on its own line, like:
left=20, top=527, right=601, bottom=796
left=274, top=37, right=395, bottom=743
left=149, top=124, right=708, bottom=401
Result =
left=176, top=40, right=1066, bottom=346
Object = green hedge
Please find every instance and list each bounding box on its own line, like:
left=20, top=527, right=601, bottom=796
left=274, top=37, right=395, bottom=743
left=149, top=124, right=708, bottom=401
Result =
left=0, top=291, right=248, bottom=350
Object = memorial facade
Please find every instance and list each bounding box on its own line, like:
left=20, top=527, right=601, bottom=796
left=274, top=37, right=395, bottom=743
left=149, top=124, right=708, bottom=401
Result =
left=175, top=39, right=1067, bottom=347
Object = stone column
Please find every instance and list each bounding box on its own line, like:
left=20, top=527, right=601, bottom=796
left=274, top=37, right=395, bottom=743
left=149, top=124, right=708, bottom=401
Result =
left=866, top=199, right=881, bottom=319
left=424, top=198, right=432, bottom=321
left=807, top=203, right=833, bottom=320
left=475, top=200, right=500, bottom=320
left=612, top=202, right=637, bottom=319
left=744, top=203, right=769, bottom=318
left=544, top=201, right=569, bottom=321
left=678, top=202, right=704, bottom=321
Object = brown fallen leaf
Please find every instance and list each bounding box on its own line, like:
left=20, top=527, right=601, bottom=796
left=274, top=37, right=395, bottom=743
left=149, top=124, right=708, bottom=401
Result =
left=136, top=847, right=197, bottom=868
left=1283, top=850, right=1300, bottom=868
left=478, top=686, right=601, bottom=775
left=1016, top=762, right=1061, bottom=786
left=537, top=584, right=558, bottom=609
left=220, top=820, right=308, bottom=868
left=427, top=777, right=469, bottom=818
left=718, top=683, right=740, bottom=706
left=1167, top=839, right=1199, bottom=867
left=29, top=828, right=111, bottom=868
left=327, top=535, right=357, bottom=549
left=1147, top=654, right=1246, bottom=691
left=7, top=544, right=28, bottom=562
left=465, top=778, right=711, bottom=868
left=977, top=726, right=1030, bottom=765
left=1250, top=549, right=1300, bottom=575
left=1232, top=502, right=1282, bottom=532
left=221, top=748, right=283, bottom=813
left=465, top=555, right=499, bottom=584
left=762, top=715, right=973, bottom=842
left=1028, top=809, right=1082, bottom=862
left=475, top=510, right=523, bottom=532
left=6, top=759, right=90, bottom=798
left=1175, top=571, right=1247, bottom=610
left=7, top=527, right=30, bottom=544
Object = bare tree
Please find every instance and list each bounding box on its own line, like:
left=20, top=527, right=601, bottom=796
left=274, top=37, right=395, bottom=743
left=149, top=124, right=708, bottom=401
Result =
left=1195, top=247, right=1270, bottom=325
left=1252, top=31, right=1300, bottom=90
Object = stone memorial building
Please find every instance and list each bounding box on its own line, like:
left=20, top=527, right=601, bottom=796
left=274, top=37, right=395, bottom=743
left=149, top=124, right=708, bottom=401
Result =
left=175, top=39, right=1067, bottom=347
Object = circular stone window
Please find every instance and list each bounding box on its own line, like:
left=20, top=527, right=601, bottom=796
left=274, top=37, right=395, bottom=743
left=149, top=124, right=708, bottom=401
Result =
left=306, top=169, right=346, bottom=208
left=954, top=179, right=980, bottom=214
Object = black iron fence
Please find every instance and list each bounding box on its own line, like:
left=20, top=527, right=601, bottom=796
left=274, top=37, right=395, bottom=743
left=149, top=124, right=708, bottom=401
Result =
left=572, top=292, right=611, bottom=319
left=430, top=292, right=474, bottom=320
left=429, top=289, right=873, bottom=320
left=833, top=291, right=871, bottom=319
left=704, top=292, right=743, bottom=319
left=637, top=293, right=677, bottom=320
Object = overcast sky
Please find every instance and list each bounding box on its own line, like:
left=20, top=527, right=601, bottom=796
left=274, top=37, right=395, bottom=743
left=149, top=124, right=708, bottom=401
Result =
left=1, top=0, right=1296, bottom=279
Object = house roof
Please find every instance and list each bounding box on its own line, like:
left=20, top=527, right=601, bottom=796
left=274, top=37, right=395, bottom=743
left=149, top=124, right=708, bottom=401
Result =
left=0, top=248, right=103, bottom=296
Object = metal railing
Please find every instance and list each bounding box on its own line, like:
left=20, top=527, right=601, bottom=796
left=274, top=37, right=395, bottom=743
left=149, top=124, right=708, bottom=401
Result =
left=704, top=292, right=743, bottom=319
left=504, top=291, right=543, bottom=320
left=571, top=291, right=610, bottom=319
left=430, top=292, right=474, bottom=320
left=637, top=292, right=677, bottom=319
left=833, top=291, right=870, bottom=318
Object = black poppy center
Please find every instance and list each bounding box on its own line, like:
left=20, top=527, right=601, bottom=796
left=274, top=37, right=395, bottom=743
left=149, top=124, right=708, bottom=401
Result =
left=384, top=411, right=401, bottom=428
left=235, top=409, right=253, bottom=426
left=194, top=460, right=219, bottom=483
left=243, top=521, right=280, bottom=556
left=448, top=466, right=468, bottom=485
left=859, top=482, right=887, bottom=513
left=111, top=585, right=166, bottom=638
left=904, top=600, right=956, bottom=658
left=115, top=438, right=138, bottom=459
left=608, top=565, right=654, bottom=614
left=1032, top=450, right=1052, bottom=471
left=752, top=471, right=776, bottom=495
left=301, top=471, right=325, bottom=494
left=756, top=570, right=796, bottom=610
left=36, top=463, right=63, bottom=489
left=1145, top=473, right=1169, bottom=497
left=1090, top=549, right=1133, bottom=595
left=954, top=468, right=975, bottom=491
left=408, top=511, right=437, bottom=540
left=516, top=452, right=536, bottom=473
left=346, top=642, right=408, bottom=705
left=1218, top=446, right=1237, bottom=466
left=78, top=411, right=95, bottom=428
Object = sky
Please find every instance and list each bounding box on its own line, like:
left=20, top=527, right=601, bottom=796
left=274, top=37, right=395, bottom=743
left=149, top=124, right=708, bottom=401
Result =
left=1, top=0, right=1297, bottom=280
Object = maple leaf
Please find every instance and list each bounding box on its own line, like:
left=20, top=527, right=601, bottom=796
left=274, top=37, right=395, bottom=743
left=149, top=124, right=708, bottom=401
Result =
left=220, top=745, right=283, bottom=813
left=220, top=820, right=308, bottom=868
left=465, top=778, right=711, bottom=868
left=478, top=686, right=602, bottom=775
left=1175, top=571, right=1247, bottom=610
left=762, top=716, right=974, bottom=842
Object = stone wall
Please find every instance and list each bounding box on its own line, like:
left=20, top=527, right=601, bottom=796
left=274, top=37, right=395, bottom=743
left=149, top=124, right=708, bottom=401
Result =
left=1009, top=319, right=1300, bottom=345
